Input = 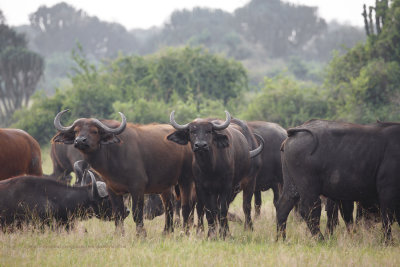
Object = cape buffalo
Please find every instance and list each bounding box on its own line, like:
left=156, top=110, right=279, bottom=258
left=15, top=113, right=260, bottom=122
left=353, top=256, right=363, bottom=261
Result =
left=0, top=173, right=112, bottom=232
left=49, top=142, right=82, bottom=182
left=0, top=128, right=42, bottom=180
left=52, top=110, right=195, bottom=236
left=277, top=119, right=400, bottom=241
left=246, top=121, right=287, bottom=217
left=167, top=111, right=263, bottom=238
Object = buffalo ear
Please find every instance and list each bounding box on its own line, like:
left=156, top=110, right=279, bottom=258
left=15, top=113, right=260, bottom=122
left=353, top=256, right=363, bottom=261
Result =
left=167, top=130, right=189, bottom=145
left=52, top=132, right=75, bottom=145
left=213, top=132, right=229, bottom=148
left=100, top=133, right=121, bottom=145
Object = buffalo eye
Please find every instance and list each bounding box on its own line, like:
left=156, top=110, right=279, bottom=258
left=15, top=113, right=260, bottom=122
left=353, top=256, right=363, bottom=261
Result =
left=91, top=130, right=99, bottom=135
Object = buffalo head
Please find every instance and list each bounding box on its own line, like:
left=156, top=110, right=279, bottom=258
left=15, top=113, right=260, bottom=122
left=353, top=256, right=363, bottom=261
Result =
left=167, top=111, right=231, bottom=152
left=52, top=110, right=127, bottom=153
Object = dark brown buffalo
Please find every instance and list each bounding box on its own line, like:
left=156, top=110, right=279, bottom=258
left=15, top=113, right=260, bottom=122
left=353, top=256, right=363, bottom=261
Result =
left=246, top=121, right=287, bottom=217
left=0, top=173, right=112, bottom=232
left=49, top=142, right=82, bottom=182
left=277, top=119, right=400, bottom=242
left=52, top=110, right=194, bottom=236
left=0, top=128, right=42, bottom=180
left=167, top=111, right=263, bottom=238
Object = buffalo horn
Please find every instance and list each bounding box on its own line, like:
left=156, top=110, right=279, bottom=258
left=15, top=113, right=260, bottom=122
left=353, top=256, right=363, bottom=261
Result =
left=249, top=133, right=264, bottom=158
left=211, top=111, right=231, bottom=130
left=54, top=109, right=79, bottom=132
left=170, top=110, right=190, bottom=130
left=91, top=112, right=127, bottom=135
left=96, top=181, right=109, bottom=198
left=89, top=170, right=100, bottom=200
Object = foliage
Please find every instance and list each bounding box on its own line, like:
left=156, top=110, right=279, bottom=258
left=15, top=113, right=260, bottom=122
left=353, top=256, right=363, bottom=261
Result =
left=12, top=46, right=244, bottom=144
left=243, top=75, right=328, bottom=128
left=107, top=47, right=248, bottom=104
left=324, top=0, right=400, bottom=123
left=331, top=59, right=400, bottom=123
left=12, top=90, right=64, bottom=144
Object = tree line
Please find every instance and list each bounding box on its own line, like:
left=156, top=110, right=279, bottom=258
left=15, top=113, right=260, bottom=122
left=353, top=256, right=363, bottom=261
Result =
left=14, top=0, right=366, bottom=92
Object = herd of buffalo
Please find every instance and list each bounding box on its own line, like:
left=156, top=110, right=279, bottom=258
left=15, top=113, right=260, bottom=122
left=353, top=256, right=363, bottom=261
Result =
left=0, top=110, right=399, bottom=242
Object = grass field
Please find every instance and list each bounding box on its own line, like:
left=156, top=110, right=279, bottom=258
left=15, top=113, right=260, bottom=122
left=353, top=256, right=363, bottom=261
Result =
left=0, top=145, right=399, bottom=266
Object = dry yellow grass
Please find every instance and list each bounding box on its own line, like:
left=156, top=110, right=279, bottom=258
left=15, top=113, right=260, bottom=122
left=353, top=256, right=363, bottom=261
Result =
left=0, top=145, right=399, bottom=266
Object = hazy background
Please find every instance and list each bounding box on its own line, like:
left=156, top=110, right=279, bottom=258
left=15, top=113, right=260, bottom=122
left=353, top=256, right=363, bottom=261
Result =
left=1, top=0, right=376, bottom=29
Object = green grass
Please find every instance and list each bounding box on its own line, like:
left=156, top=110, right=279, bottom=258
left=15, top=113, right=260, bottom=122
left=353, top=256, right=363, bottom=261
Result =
left=1, top=145, right=399, bottom=266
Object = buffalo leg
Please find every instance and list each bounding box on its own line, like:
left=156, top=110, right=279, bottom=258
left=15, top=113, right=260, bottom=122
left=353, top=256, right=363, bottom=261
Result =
left=379, top=191, right=397, bottom=243
left=276, top=181, right=299, bottom=241
left=196, top=200, right=205, bottom=234
left=199, top=188, right=218, bottom=239
left=254, top=191, right=262, bottom=219
left=381, top=206, right=394, bottom=243
left=206, top=193, right=218, bottom=239
left=174, top=199, right=181, bottom=227
left=129, top=189, right=146, bottom=237
left=325, top=198, right=339, bottom=235
left=219, top=187, right=232, bottom=238
left=356, top=200, right=380, bottom=227
left=338, top=200, right=354, bottom=232
left=300, top=195, right=323, bottom=240
left=160, top=189, right=174, bottom=234
left=272, top=183, right=281, bottom=209
left=242, top=183, right=254, bottom=231
left=107, top=189, right=126, bottom=235
left=179, top=183, right=194, bottom=234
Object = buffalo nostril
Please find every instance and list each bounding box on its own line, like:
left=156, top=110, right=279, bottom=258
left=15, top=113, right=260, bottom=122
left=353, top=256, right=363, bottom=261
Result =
left=194, top=142, right=208, bottom=149
left=74, top=137, right=88, bottom=148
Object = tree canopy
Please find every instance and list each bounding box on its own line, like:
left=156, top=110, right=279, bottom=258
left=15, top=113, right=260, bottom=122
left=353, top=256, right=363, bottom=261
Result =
left=324, top=0, right=400, bottom=123
left=12, top=46, right=245, bottom=144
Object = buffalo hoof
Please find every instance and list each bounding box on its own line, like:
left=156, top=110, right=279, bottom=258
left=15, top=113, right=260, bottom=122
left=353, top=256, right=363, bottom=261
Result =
left=219, top=228, right=231, bottom=240
left=276, top=231, right=286, bottom=242
left=316, top=233, right=325, bottom=242
left=244, top=221, right=254, bottom=231
left=162, top=228, right=174, bottom=236
left=174, top=218, right=181, bottom=227
left=180, top=226, right=190, bottom=236
left=178, top=227, right=190, bottom=237
left=136, top=227, right=147, bottom=238
left=114, top=227, right=125, bottom=236
left=207, top=228, right=218, bottom=240
left=196, top=225, right=204, bottom=236
left=254, top=207, right=261, bottom=219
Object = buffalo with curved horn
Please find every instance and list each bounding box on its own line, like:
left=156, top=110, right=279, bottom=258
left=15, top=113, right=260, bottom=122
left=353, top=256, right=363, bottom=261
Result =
left=167, top=111, right=263, bottom=238
left=0, top=171, right=113, bottom=232
left=52, top=110, right=195, bottom=236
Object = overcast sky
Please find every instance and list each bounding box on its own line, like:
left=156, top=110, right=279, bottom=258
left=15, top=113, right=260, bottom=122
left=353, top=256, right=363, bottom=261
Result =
left=0, top=0, right=376, bottom=29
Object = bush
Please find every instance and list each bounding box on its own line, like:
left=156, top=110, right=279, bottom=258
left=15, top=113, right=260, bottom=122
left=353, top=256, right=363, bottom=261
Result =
left=243, top=75, right=328, bottom=128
